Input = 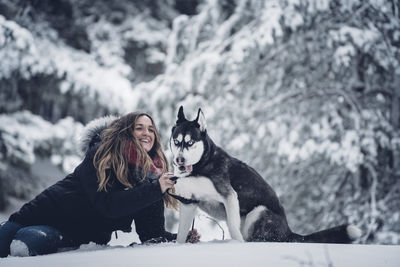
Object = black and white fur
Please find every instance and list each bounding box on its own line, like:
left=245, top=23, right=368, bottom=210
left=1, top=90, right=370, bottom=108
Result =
left=170, top=106, right=362, bottom=244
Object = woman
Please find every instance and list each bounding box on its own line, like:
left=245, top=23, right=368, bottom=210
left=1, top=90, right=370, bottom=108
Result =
left=0, top=112, right=181, bottom=257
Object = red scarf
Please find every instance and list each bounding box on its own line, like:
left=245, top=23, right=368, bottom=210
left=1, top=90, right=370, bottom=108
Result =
left=126, top=143, right=164, bottom=175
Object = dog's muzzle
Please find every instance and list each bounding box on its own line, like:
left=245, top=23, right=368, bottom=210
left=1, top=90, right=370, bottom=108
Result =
left=175, top=156, right=193, bottom=173
left=180, top=165, right=193, bottom=173
left=175, top=161, right=193, bottom=173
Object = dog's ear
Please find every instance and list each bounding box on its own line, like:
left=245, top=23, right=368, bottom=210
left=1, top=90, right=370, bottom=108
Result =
left=195, top=108, right=207, bottom=132
left=176, top=106, right=186, bottom=124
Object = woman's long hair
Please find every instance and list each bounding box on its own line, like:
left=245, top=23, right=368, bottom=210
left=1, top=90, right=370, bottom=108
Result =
left=93, top=112, right=178, bottom=209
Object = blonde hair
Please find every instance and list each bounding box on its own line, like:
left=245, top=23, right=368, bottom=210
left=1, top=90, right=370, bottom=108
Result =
left=93, top=112, right=178, bottom=209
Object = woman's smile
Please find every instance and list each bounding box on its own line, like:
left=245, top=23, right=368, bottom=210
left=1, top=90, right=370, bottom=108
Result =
left=134, top=115, right=155, bottom=152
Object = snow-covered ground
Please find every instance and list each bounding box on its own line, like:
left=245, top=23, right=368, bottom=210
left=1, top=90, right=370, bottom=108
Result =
left=2, top=241, right=399, bottom=267
left=2, top=181, right=399, bottom=267
left=3, top=202, right=399, bottom=267
left=1, top=182, right=399, bottom=267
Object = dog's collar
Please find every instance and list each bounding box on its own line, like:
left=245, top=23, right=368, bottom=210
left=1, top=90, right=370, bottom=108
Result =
left=166, top=188, right=199, bottom=205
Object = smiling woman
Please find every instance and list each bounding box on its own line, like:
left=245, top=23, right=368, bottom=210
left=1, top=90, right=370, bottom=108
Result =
left=134, top=115, right=155, bottom=152
left=0, top=112, right=179, bottom=257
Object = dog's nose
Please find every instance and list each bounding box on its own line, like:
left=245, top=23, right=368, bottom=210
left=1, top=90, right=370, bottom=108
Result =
left=176, top=157, right=185, bottom=165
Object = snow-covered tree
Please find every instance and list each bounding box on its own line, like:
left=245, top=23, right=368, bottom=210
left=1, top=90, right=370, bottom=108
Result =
left=1, top=0, right=399, bottom=244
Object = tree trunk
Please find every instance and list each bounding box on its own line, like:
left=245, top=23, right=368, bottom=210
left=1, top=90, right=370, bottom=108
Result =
left=391, top=75, right=400, bottom=175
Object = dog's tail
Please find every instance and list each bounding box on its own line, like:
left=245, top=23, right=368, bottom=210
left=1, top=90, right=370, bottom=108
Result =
left=289, top=224, right=362, bottom=243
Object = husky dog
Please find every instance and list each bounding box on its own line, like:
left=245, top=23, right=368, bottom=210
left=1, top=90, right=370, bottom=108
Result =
left=169, top=106, right=361, bottom=244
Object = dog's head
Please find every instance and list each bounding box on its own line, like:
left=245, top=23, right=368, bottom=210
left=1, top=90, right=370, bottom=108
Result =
left=170, top=106, right=207, bottom=176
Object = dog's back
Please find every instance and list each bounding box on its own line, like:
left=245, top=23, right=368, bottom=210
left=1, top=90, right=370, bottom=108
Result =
left=227, top=155, right=284, bottom=216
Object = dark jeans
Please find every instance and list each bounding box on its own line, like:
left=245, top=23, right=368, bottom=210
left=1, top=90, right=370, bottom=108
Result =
left=0, top=221, right=80, bottom=257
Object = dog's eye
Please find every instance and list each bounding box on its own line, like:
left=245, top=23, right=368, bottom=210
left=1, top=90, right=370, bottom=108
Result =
left=187, top=140, right=194, bottom=146
left=174, top=140, right=180, bottom=146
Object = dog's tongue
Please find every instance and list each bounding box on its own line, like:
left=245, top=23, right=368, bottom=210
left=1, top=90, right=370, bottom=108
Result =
left=185, top=165, right=193, bottom=173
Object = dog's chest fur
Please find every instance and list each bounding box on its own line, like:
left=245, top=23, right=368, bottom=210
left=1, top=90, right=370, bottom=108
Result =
left=174, top=176, right=224, bottom=202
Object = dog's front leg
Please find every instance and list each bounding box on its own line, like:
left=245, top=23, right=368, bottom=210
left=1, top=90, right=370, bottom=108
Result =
left=223, top=190, right=244, bottom=242
left=176, top=203, right=197, bottom=243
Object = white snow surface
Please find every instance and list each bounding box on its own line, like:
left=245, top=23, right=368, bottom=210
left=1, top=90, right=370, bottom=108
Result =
left=1, top=241, right=399, bottom=267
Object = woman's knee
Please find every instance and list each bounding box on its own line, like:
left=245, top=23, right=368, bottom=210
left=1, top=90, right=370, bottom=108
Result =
left=0, top=221, right=23, bottom=258
left=11, top=225, right=69, bottom=256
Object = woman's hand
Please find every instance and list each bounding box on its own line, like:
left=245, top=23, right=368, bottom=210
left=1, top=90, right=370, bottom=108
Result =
left=158, top=172, right=175, bottom=193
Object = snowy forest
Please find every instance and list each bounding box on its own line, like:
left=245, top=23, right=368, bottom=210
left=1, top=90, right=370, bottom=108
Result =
left=0, top=0, right=399, bottom=246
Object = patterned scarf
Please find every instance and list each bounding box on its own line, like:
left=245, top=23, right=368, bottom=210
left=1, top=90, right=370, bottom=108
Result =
left=126, top=143, right=164, bottom=178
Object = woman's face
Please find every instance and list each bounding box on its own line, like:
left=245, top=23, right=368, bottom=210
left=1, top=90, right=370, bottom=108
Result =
left=133, top=115, right=155, bottom=152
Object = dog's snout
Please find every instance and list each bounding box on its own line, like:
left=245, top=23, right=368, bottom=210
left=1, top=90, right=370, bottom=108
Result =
left=176, top=156, right=185, bottom=165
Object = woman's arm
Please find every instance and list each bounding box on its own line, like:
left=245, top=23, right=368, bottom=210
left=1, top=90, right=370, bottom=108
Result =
left=133, top=199, right=176, bottom=242
left=76, top=147, right=164, bottom=219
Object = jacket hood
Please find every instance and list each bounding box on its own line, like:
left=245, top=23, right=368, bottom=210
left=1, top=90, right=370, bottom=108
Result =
left=79, top=115, right=119, bottom=155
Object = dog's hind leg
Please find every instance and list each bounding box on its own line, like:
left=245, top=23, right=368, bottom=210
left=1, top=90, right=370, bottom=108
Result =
left=246, top=207, right=291, bottom=242
left=176, top=203, right=197, bottom=243
left=241, top=206, right=267, bottom=241
left=223, top=190, right=244, bottom=242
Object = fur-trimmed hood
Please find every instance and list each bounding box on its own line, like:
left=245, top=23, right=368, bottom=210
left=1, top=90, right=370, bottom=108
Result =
left=79, top=115, right=119, bottom=155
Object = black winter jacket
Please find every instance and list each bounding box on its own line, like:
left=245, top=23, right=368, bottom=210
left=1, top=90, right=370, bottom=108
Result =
left=9, top=138, right=175, bottom=245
